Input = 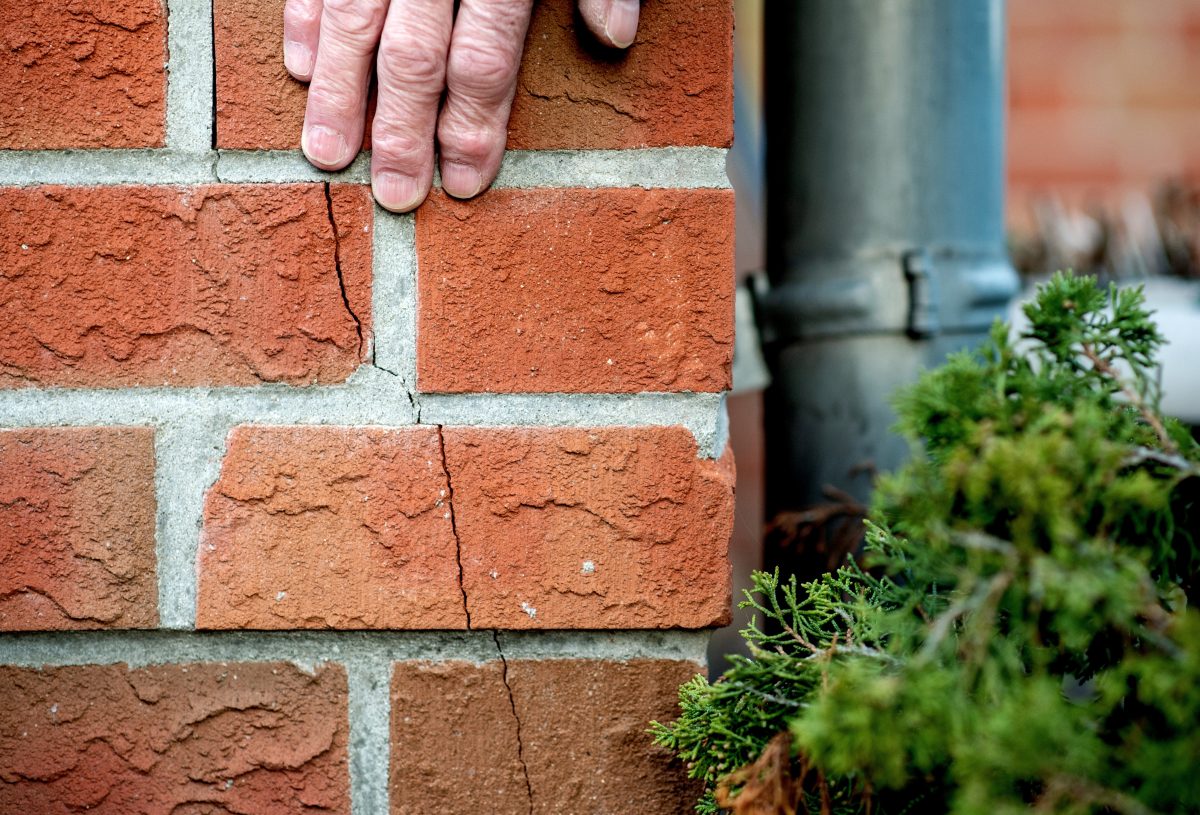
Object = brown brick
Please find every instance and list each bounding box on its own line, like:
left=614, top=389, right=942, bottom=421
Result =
left=389, top=658, right=703, bottom=815
left=0, top=185, right=371, bottom=388
left=416, top=188, right=734, bottom=394
left=509, top=659, right=703, bottom=813
left=445, top=427, right=734, bottom=629
left=213, top=0, right=731, bottom=150
left=0, top=1, right=165, bottom=149
left=0, top=427, right=156, bottom=630
left=390, top=661, right=529, bottom=815
left=0, top=662, right=350, bottom=814
left=508, top=0, right=733, bottom=149
left=197, top=426, right=468, bottom=630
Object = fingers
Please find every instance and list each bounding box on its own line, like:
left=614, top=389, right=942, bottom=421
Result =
left=436, top=0, right=534, bottom=199
left=301, top=0, right=388, bottom=170
left=283, top=0, right=323, bottom=81
left=369, top=0, right=455, bottom=212
left=577, top=0, right=640, bottom=49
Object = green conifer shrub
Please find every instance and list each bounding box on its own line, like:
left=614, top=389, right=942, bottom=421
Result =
left=652, top=273, right=1200, bottom=814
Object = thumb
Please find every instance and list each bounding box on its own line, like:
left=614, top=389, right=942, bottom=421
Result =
left=577, top=0, right=640, bottom=49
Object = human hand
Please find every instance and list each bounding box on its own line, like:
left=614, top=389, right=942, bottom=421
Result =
left=283, top=0, right=641, bottom=212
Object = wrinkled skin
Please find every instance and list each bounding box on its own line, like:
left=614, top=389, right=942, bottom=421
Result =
left=284, top=0, right=640, bottom=211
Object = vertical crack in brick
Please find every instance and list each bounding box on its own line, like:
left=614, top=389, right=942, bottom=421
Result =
left=323, top=182, right=364, bottom=357
left=493, top=630, right=535, bottom=815
left=436, top=425, right=470, bottom=628
left=209, top=4, right=218, bottom=150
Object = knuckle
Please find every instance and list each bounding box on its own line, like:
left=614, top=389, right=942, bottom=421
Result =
left=370, top=130, right=428, bottom=166
left=284, top=0, right=321, bottom=30
left=306, top=82, right=359, bottom=115
left=377, top=36, right=447, bottom=87
left=321, top=0, right=385, bottom=39
left=437, top=123, right=501, bottom=162
left=448, top=42, right=518, bottom=98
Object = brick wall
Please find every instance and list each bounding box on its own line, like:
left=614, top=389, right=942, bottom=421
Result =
left=0, top=1, right=734, bottom=812
left=1008, top=0, right=1200, bottom=219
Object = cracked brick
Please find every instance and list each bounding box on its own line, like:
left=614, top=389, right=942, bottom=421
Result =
left=0, top=185, right=372, bottom=388
left=197, top=425, right=468, bottom=630
left=445, top=426, right=735, bottom=629
left=198, top=425, right=732, bottom=631
left=437, top=425, right=472, bottom=629
left=389, top=658, right=702, bottom=814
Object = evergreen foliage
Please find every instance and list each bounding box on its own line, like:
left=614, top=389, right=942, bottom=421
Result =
left=652, top=273, right=1200, bottom=814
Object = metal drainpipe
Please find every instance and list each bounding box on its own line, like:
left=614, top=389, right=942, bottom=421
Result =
left=758, top=0, right=1019, bottom=530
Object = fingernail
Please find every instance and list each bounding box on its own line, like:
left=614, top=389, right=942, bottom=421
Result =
left=302, top=125, right=348, bottom=168
left=373, top=171, right=422, bottom=212
left=605, top=0, right=640, bottom=48
left=284, top=40, right=313, bottom=77
left=441, top=161, right=482, bottom=199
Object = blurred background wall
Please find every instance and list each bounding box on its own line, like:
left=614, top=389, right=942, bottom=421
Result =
left=1008, top=0, right=1200, bottom=226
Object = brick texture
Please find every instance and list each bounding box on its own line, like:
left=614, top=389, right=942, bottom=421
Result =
left=197, top=425, right=733, bottom=631
left=0, top=1, right=166, bottom=149
left=197, top=426, right=468, bottom=630
left=214, top=0, right=374, bottom=152
left=390, top=661, right=529, bottom=814
left=0, top=662, right=349, bottom=814
left=0, top=427, right=156, bottom=631
left=390, top=659, right=702, bottom=814
left=416, top=188, right=734, bottom=394
left=0, top=184, right=372, bottom=389
left=445, top=427, right=734, bottom=629
left=508, top=0, right=733, bottom=149
left=213, top=0, right=732, bottom=150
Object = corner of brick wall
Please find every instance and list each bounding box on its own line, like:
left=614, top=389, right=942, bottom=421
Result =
left=0, top=0, right=735, bottom=812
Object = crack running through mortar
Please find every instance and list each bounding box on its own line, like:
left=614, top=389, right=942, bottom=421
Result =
left=493, top=630, right=535, bottom=814
left=436, top=425, right=471, bottom=628
left=323, top=182, right=365, bottom=357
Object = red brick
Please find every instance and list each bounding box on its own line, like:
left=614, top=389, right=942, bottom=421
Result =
left=0, top=1, right=165, bottom=149
left=214, top=0, right=374, bottom=151
left=0, top=184, right=371, bottom=388
left=0, top=427, right=156, bottom=631
left=509, top=0, right=732, bottom=149
left=390, top=659, right=702, bottom=814
left=0, top=662, right=349, bottom=814
left=213, top=0, right=731, bottom=150
left=445, top=427, right=734, bottom=629
left=197, top=426, right=468, bottom=630
left=416, top=188, right=734, bottom=394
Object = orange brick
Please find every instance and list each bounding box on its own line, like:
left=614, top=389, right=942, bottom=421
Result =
left=213, top=0, right=731, bottom=149
left=0, top=184, right=371, bottom=388
left=390, top=659, right=702, bottom=814
left=0, top=662, right=349, bottom=814
left=197, top=426, right=468, bottom=630
left=445, top=427, right=734, bottom=630
left=0, top=427, right=156, bottom=630
left=0, top=1, right=165, bottom=148
left=416, top=188, right=734, bottom=394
